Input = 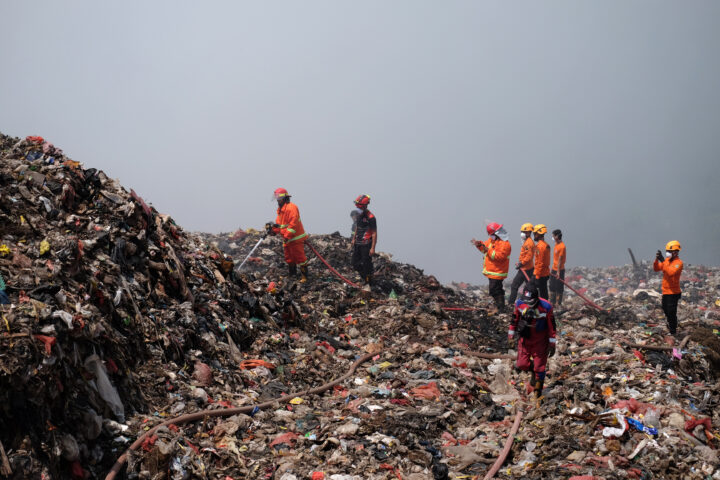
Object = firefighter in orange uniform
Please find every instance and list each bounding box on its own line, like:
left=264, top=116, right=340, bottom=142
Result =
left=268, top=188, right=309, bottom=282
left=472, top=222, right=511, bottom=312
left=549, top=229, right=566, bottom=306
left=653, top=241, right=683, bottom=336
left=509, top=223, right=536, bottom=306
left=533, top=224, right=551, bottom=300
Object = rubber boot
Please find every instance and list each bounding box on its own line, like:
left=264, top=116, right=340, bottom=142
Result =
left=535, top=380, right=544, bottom=406
left=498, top=295, right=506, bottom=313
left=549, top=292, right=557, bottom=305
left=299, top=265, right=308, bottom=283
left=556, top=294, right=563, bottom=307
left=288, top=264, right=298, bottom=277
left=526, top=371, right=536, bottom=395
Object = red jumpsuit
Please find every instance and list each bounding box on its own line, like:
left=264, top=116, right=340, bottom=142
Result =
left=508, top=298, right=556, bottom=381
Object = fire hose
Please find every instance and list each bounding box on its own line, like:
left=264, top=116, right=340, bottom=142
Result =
left=306, top=240, right=361, bottom=289
left=105, top=351, right=378, bottom=480
left=483, top=408, right=524, bottom=480
left=519, top=269, right=605, bottom=312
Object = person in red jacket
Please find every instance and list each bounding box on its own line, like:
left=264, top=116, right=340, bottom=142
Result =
left=533, top=224, right=551, bottom=300
left=472, top=222, right=511, bottom=312
left=268, top=188, right=309, bottom=282
left=508, top=283, right=557, bottom=401
left=549, top=229, right=566, bottom=306
left=653, top=241, right=683, bottom=336
left=350, top=195, right=377, bottom=286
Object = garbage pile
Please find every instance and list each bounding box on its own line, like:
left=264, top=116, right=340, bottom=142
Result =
left=1, top=131, right=719, bottom=479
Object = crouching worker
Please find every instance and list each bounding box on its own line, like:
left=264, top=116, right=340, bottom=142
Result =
left=508, top=283, right=556, bottom=403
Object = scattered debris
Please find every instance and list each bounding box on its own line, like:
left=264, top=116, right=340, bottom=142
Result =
left=1, top=131, right=719, bottom=479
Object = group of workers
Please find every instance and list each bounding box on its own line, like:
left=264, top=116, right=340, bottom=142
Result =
left=262, top=191, right=684, bottom=403
left=472, top=222, right=566, bottom=313
left=473, top=221, right=684, bottom=403
left=265, top=188, right=377, bottom=286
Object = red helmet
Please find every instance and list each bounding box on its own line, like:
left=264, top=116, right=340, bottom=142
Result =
left=486, top=222, right=503, bottom=236
left=273, top=188, right=290, bottom=200
left=354, top=194, right=370, bottom=207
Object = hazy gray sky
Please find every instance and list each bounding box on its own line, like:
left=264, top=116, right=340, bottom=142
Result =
left=2, top=1, right=719, bottom=283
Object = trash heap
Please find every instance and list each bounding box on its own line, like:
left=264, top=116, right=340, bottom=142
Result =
left=0, top=131, right=718, bottom=479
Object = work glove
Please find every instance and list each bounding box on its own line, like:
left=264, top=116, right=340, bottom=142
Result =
left=515, top=262, right=521, bottom=270
left=655, top=250, right=663, bottom=262
left=551, top=269, right=557, bottom=277
left=549, top=344, right=556, bottom=357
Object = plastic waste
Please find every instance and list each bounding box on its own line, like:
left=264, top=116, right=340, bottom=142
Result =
left=84, top=354, right=125, bottom=422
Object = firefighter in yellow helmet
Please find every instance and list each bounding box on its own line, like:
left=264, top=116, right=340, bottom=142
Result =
left=653, top=241, right=683, bottom=336
left=508, top=223, right=536, bottom=306
left=533, top=224, right=551, bottom=300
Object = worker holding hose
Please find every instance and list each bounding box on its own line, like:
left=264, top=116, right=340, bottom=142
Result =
left=533, top=224, right=551, bottom=299
left=549, top=229, right=566, bottom=306
left=508, top=283, right=556, bottom=403
left=472, top=222, right=511, bottom=312
left=268, top=188, right=309, bottom=282
left=508, top=223, right=536, bottom=306
left=350, top=194, right=377, bottom=287
left=653, top=241, right=683, bottom=337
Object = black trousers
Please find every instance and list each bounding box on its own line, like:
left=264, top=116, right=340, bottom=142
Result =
left=661, top=293, right=681, bottom=335
left=351, top=244, right=374, bottom=278
left=549, top=269, right=565, bottom=294
left=508, top=269, right=534, bottom=305
left=488, top=278, right=505, bottom=298
left=536, top=275, right=549, bottom=300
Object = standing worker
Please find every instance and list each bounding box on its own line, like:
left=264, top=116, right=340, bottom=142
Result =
left=549, top=229, right=566, bottom=306
left=533, top=224, right=551, bottom=299
left=508, top=283, right=557, bottom=402
left=268, top=188, right=309, bottom=282
left=508, top=223, right=536, bottom=306
left=472, top=222, right=511, bottom=312
left=653, top=241, right=683, bottom=337
left=350, top=195, right=377, bottom=286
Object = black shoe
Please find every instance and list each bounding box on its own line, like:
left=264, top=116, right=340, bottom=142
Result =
left=288, top=264, right=298, bottom=277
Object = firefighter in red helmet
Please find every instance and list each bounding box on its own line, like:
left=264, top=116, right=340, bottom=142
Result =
left=472, top=222, right=511, bottom=312
left=267, top=188, right=309, bottom=282
left=350, top=194, right=377, bottom=287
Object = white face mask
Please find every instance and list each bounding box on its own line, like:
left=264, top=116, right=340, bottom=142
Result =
left=665, top=251, right=672, bottom=258
left=520, top=233, right=527, bottom=240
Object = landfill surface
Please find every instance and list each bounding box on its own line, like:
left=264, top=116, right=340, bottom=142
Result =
left=1, top=131, right=719, bottom=479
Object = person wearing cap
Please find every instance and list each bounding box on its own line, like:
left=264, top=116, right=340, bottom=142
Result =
left=549, top=229, right=566, bottom=306
left=350, top=195, right=377, bottom=286
left=653, top=241, right=683, bottom=336
left=508, top=223, right=536, bottom=306
left=533, top=224, right=551, bottom=300
left=268, top=188, right=309, bottom=282
left=472, top=222, right=511, bottom=312
left=508, top=282, right=557, bottom=402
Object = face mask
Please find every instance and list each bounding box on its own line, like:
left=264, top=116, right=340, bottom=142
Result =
left=665, top=251, right=672, bottom=258
left=520, top=233, right=527, bottom=240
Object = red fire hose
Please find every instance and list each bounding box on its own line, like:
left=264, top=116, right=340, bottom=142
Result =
left=105, top=352, right=378, bottom=479
left=519, top=269, right=604, bottom=312
left=306, top=240, right=360, bottom=288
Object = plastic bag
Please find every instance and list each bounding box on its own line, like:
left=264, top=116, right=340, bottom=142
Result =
left=84, top=354, right=125, bottom=421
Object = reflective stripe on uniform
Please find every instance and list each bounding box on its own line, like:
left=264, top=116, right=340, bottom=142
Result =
left=284, top=232, right=308, bottom=244
left=482, top=268, right=508, bottom=278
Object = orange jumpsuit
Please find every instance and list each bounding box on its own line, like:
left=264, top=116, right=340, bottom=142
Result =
left=274, top=202, right=308, bottom=265
left=534, top=240, right=550, bottom=278
left=519, top=237, right=535, bottom=271
left=479, top=238, right=511, bottom=279
left=653, top=257, right=683, bottom=294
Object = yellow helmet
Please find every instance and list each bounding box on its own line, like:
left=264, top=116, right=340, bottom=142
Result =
left=533, top=224, right=547, bottom=235
left=665, top=240, right=681, bottom=252
left=520, top=223, right=534, bottom=232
